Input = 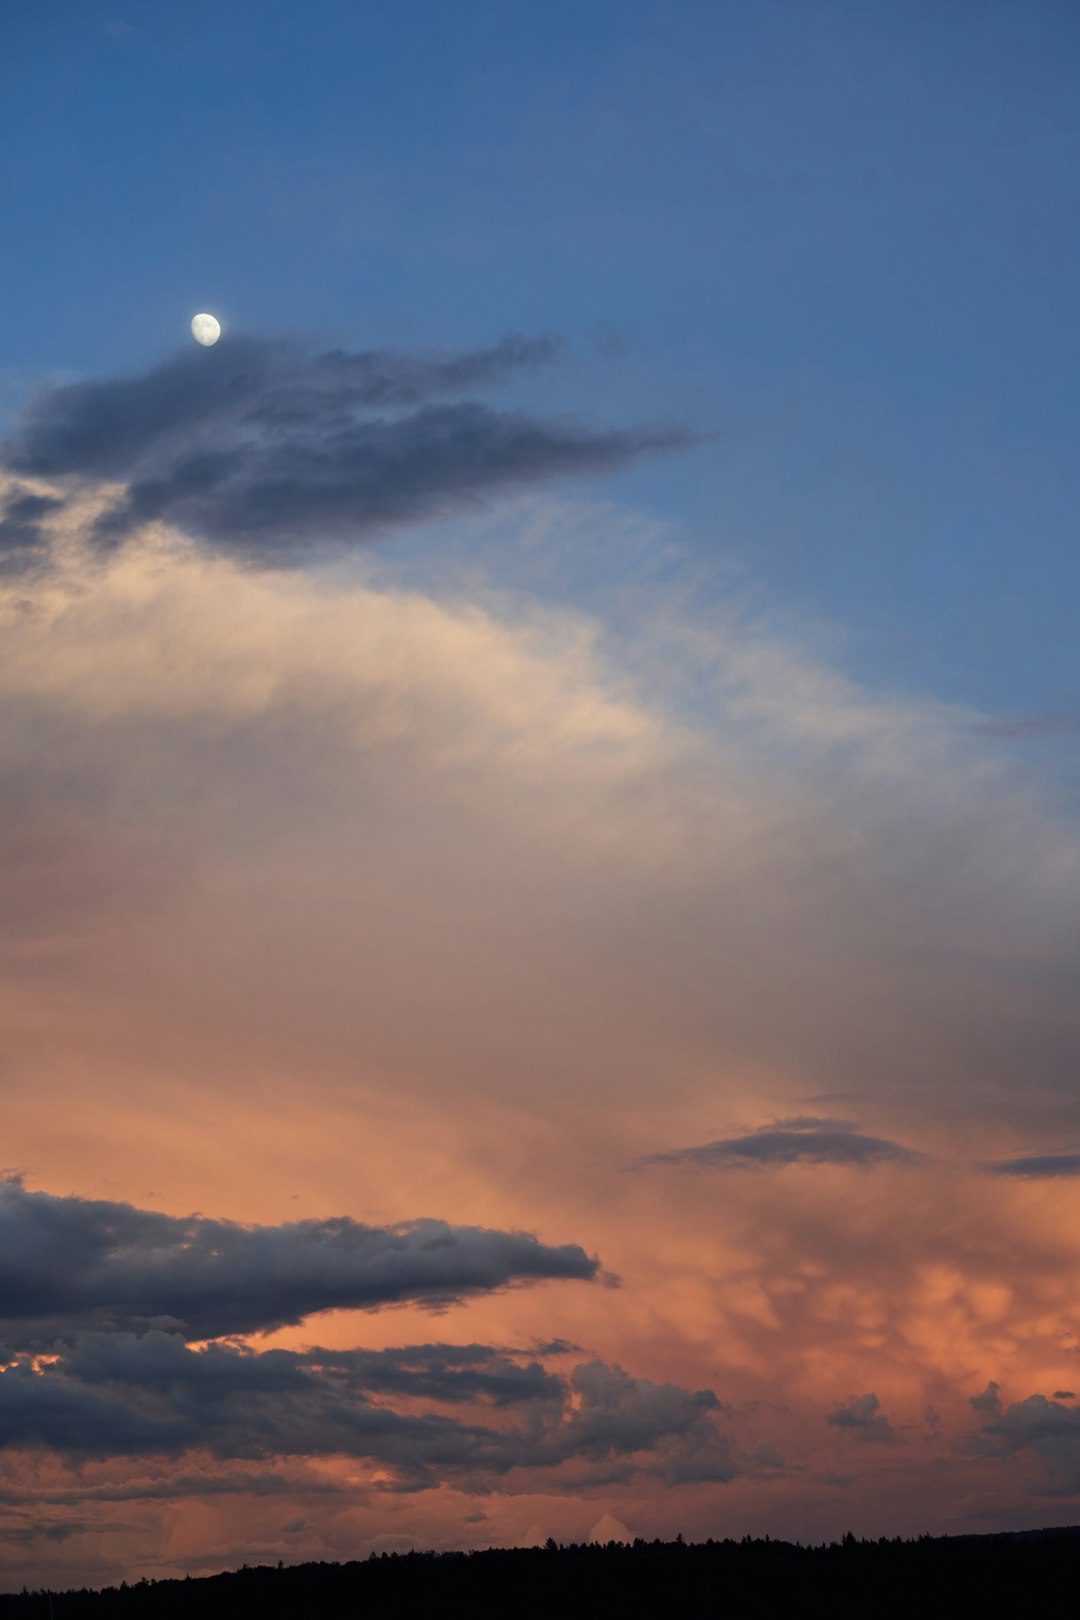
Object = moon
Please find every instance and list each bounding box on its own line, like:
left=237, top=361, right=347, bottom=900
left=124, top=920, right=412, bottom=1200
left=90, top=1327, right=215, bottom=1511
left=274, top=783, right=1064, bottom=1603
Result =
left=191, top=312, right=221, bottom=346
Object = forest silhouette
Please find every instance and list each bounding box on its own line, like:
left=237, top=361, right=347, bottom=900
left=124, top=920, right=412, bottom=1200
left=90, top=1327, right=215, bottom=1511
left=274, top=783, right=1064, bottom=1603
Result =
left=3, top=1528, right=1079, bottom=1617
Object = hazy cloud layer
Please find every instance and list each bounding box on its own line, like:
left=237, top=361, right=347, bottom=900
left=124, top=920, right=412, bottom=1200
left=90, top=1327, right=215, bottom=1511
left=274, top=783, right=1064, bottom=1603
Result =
left=0, top=1181, right=598, bottom=1346
left=0, top=1331, right=736, bottom=1490
left=641, top=1118, right=918, bottom=1171
left=0, top=335, right=691, bottom=563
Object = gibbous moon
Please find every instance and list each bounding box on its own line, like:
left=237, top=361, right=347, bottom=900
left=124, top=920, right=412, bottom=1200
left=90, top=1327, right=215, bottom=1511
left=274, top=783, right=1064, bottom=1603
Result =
left=191, top=312, right=221, bottom=346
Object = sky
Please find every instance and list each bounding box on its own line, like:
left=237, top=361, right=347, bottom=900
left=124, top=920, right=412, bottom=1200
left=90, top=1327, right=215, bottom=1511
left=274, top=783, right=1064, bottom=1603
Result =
left=1, top=0, right=1080, bottom=1590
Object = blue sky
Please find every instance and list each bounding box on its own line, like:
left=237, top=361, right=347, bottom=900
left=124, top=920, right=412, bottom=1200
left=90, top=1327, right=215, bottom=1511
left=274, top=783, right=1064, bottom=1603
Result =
left=4, top=0, right=1079, bottom=716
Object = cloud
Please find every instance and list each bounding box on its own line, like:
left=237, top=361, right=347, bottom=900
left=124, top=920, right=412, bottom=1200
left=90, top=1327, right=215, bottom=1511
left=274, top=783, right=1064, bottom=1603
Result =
left=0, top=1468, right=348, bottom=1508
left=0, top=1333, right=736, bottom=1491
left=0, top=488, right=61, bottom=568
left=970, top=1381, right=1001, bottom=1415
left=1, top=335, right=693, bottom=565
left=588, top=1512, right=633, bottom=1543
left=0, top=1517, right=137, bottom=1548
left=8, top=335, right=557, bottom=475
left=0, top=1169, right=733, bottom=1494
left=258, top=1343, right=566, bottom=1407
left=1, top=479, right=1080, bottom=1559
left=550, top=1360, right=735, bottom=1486
left=826, top=1393, right=895, bottom=1444
left=640, top=1117, right=918, bottom=1171
left=970, top=715, right=1080, bottom=740
left=969, top=1392, right=1080, bottom=1494
left=986, top=1153, right=1080, bottom=1179
left=0, top=1180, right=598, bottom=1347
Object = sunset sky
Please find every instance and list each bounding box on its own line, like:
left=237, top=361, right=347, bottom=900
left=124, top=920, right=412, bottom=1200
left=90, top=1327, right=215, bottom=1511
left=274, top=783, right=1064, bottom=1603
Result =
left=3, top=0, right=1080, bottom=1590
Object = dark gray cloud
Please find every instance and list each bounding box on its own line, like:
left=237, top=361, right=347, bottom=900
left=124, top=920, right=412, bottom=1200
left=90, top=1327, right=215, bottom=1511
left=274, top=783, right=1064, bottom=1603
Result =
left=2, top=334, right=693, bottom=565
left=8, top=335, right=559, bottom=477
left=970, top=1381, right=1001, bottom=1416
left=62, top=1334, right=564, bottom=1411
left=640, top=1116, right=917, bottom=1171
left=970, top=715, right=1080, bottom=740
left=301, top=1343, right=564, bottom=1406
left=0, top=1517, right=137, bottom=1549
left=0, top=1469, right=349, bottom=1508
left=987, top=1152, right=1080, bottom=1179
left=555, top=1360, right=735, bottom=1486
left=969, top=1392, right=1080, bottom=1494
left=0, top=489, right=62, bottom=569
left=826, top=1393, right=895, bottom=1444
left=0, top=1333, right=736, bottom=1490
left=0, top=1179, right=598, bottom=1347
left=92, top=403, right=688, bottom=557
left=0, top=1183, right=731, bottom=1490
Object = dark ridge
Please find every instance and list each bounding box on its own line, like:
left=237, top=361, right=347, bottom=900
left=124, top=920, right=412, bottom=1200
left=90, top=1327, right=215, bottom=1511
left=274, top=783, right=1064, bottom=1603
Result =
left=5, top=1530, right=1080, bottom=1617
